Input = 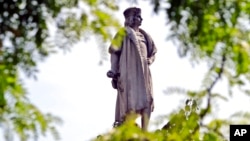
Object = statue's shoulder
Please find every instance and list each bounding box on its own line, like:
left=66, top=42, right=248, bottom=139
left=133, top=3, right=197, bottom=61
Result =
left=115, top=27, right=127, bottom=38
left=109, top=28, right=126, bottom=53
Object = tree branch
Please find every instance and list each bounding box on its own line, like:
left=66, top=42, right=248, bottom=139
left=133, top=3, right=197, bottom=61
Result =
left=200, top=53, right=226, bottom=119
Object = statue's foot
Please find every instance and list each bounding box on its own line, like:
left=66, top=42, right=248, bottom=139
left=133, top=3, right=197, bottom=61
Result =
left=113, top=121, right=123, bottom=128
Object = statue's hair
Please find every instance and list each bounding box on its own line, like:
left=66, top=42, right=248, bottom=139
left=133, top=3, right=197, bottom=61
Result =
left=123, top=7, right=141, bottom=18
left=124, top=16, right=134, bottom=26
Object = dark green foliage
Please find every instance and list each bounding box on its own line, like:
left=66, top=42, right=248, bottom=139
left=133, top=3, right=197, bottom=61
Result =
left=163, top=0, right=250, bottom=79
left=0, top=0, right=120, bottom=140
left=0, top=0, right=120, bottom=141
left=0, top=0, right=80, bottom=140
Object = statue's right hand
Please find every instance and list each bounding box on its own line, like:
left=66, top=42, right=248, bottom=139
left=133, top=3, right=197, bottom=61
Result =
left=107, top=70, right=120, bottom=79
left=111, top=78, right=118, bottom=89
left=107, top=70, right=114, bottom=78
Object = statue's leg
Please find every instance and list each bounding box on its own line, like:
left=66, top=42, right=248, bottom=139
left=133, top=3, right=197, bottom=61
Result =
left=141, top=106, right=151, bottom=131
left=113, top=91, right=125, bottom=128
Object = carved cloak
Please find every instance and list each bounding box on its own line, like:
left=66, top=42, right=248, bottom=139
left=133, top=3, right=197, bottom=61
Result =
left=109, top=26, right=157, bottom=122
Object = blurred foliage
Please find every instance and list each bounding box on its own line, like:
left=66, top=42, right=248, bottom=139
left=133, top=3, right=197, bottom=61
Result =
left=93, top=99, right=223, bottom=141
left=1, top=0, right=250, bottom=140
left=0, top=0, right=120, bottom=140
left=161, top=0, right=250, bottom=90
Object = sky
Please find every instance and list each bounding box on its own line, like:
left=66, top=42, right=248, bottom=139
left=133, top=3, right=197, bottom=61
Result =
left=2, top=1, right=249, bottom=141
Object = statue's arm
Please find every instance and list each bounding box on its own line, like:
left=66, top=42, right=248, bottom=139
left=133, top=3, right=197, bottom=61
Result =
left=110, top=52, right=120, bottom=75
left=108, top=28, right=125, bottom=74
left=107, top=41, right=122, bottom=89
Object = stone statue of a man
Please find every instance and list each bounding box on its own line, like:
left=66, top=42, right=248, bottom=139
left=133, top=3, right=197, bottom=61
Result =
left=107, top=7, right=157, bottom=131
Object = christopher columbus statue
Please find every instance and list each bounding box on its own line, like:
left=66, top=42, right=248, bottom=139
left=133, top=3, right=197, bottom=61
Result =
left=107, top=7, right=157, bottom=131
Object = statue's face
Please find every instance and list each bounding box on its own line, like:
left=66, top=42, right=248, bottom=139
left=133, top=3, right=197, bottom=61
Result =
left=133, top=13, right=143, bottom=26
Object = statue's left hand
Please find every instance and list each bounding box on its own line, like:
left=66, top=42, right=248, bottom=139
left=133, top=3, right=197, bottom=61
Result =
left=151, top=102, right=154, bottom=112
left=147, top=58, right=152, bottom=65
left=150, top=98, right=154, bottom=112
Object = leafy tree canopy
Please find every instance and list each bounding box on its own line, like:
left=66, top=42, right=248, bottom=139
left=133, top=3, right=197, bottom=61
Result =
left=0, top=0, right=120, bottom=140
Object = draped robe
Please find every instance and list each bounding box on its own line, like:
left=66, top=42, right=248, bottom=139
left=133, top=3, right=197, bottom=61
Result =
left=109, top=26, right=157, bottom=122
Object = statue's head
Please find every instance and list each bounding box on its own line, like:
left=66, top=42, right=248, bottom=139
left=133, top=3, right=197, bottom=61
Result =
left=123, top=7, right=143, bottom=27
